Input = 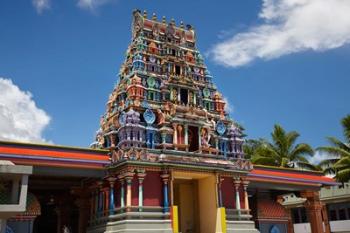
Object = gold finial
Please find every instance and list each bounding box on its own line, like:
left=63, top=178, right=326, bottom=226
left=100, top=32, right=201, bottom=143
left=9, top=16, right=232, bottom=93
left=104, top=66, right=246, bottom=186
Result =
left=162, top=16, right=166, bottom=23
left=180, top=21, right=184, bottom=29
left=152, top=13, right=157, bottom=21
left=143, top=10, right=147, bottom=18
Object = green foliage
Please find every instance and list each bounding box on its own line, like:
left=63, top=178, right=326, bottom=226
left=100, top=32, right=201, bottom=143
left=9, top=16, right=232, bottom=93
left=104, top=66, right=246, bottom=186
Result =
left=317, top=115, right=350, bottom=182
left=248, top=124, right=317, bottom=170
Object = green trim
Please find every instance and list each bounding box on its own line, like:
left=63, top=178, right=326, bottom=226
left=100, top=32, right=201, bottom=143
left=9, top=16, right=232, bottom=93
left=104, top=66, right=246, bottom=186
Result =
left=253, top=164, right=324, bottom=175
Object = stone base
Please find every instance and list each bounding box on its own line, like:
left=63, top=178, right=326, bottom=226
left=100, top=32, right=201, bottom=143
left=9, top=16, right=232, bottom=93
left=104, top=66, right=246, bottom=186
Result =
left=226, top=220, right=260, bottom=233
left=88, top=219, right=172, bottom=233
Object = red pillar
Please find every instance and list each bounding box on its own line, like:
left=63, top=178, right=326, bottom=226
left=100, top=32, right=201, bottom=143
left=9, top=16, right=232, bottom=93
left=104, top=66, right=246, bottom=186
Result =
left=301, top=191, right=324, bottom=233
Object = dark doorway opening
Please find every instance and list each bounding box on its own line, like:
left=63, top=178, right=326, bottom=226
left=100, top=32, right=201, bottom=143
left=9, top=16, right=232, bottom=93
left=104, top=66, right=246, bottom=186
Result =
left=175, top=65, right=181, bottom=75
left=188, top=126, right=199, bottom=152
left=33, top=201, right=57, bottom=233
left=180, top=89, right=188, bottom=105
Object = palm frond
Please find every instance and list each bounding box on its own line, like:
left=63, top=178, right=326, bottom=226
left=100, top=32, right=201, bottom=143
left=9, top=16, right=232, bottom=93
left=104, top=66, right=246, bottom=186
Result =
left=336, top=168, right=350, bottom=182
left=318, top=158, right=340, bottom=167
left=252, top=156, right=279, bottom=166
left=296, top=161, right=321, bottom=171
left=290, top=143, right=313, bottom=160
left=317, top=146, right=350, bottom=158
left=341, top=115, right=350, bottom=143
left=326, top=137, right=350, bottom=152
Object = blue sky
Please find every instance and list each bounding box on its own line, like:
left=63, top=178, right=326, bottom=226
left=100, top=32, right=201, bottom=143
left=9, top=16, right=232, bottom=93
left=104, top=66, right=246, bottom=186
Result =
left=0, top=0, right=349, bottom=155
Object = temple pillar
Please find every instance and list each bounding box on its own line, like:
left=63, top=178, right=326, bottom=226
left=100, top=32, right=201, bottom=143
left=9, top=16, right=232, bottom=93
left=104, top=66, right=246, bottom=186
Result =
left=119, top=178, right=125, bottom=208
left=184, top=124, right=188, bottom=151
left=286, top=208, right=295, bottom=233
left=301, top=190, right=324, bottom=233
left=75, top=197, right=90, bottom=233
left=198, top=126, right=202, bottom=152
left=108, top=177, right=116, bottom=215
left=125, top=172, right=135, bottom=210
left=71, top=187, right=91, bottom=233
left=217, top=175, right=223, bottom=207
left=55, top=203, right=70, bottom=233
left=89, top=190, right=95, bottom=222
left=242, top=179, right=250, bottom=210
left=161, top=172, right=170, bottom=212
left=97, top=182, right=104, bottom=217
left=234, top=177, right=241, bottom=215
left=322, top=203, right=331, bottom=233
left=93, top=189, right=98, bottom=219
left=104, top=188, right=109, bottom=216
left=137, top=170, right=146, bottom=210
left=173, top=123, right=178, bottom=148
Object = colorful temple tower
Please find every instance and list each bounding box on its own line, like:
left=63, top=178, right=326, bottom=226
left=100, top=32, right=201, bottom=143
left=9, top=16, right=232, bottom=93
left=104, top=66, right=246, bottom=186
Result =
left=90, top=9, right=257, bottom=233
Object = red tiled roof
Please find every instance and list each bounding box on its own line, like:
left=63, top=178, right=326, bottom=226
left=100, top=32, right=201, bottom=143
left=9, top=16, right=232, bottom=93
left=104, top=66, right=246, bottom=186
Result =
left=257, top=198, right=289, bottom=219
left=249, top=165, right=338, bottom=187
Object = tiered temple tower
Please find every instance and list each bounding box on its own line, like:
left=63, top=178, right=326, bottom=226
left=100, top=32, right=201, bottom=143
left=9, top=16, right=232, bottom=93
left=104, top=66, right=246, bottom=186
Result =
left=89, top=10, right=259, bottom=233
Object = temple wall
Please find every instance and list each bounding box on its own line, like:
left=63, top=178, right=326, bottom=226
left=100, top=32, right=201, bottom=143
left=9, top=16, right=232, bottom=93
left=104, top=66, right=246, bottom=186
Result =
left=132, top=175, right=139, bottom=206
left=222, top=177, right=235, bottom=209
left=143, top=171, right=162, bottom=206
left=221, top=176, right=246, bottom=209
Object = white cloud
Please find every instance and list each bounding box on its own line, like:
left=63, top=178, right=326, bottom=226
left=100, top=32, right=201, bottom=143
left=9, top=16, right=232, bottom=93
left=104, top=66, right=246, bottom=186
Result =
left=223, top=96, right=234, bottom=114
left=32, top=0, right=50, bottom=14
left=209, top=0, right=350, bottom=67
left=309, top=150, right=336, bottom=165
left=77, top=0, right=114, bottom=12
left=0, top=78, right=51, bottom=143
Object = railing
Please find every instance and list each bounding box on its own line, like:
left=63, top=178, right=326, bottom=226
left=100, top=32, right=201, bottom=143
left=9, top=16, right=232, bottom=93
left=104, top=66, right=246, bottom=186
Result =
left=320, top=182, right=350, bottom=200
left=90, top=206, right=170, bottom=226
left=225, top=209, right=252, bottom=221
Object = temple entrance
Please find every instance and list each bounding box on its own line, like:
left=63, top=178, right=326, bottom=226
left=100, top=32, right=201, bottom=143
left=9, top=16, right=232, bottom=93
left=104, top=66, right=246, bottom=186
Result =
left=188, top=126, right=199, bottom=152
left=173, top=172, right=217, bottom=233
left=174, top=179, right=199, bottom=233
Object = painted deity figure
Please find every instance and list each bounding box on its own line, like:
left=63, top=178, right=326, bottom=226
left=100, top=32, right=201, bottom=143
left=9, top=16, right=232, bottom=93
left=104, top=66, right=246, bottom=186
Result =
left=172, top=88, right=177, bottom=102
left=156, top=109, right=166, bottom=125
left=201, top=128, right=209, bottom=147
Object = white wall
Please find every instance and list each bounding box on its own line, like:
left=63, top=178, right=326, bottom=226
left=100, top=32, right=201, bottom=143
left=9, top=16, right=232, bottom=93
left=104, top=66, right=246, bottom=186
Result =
left=293, top=223, right=311, bottom=233
left=294, top=220, right=350, bottom=233
left=330, top=220, right=350, bottom=233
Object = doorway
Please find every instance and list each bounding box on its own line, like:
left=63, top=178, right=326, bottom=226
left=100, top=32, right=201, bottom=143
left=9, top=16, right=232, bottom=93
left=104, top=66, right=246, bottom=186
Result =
left=173, top=173, right=217, bottom=233
left=188, top=126, right=199, bottom=152
left=174, top=179, right=199, bottom=233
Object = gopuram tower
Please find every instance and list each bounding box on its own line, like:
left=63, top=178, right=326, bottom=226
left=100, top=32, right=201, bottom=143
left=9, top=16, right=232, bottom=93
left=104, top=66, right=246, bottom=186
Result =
left=89, top=9, right=259, bottom=233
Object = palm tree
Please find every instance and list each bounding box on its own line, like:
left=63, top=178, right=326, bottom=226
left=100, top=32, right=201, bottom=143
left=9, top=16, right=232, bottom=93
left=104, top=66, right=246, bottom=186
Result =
left=318, top=115, right=350, bottom=182
left=243, top=138, right=266, bottom=160
left=251, top=124, right=316, bottom=170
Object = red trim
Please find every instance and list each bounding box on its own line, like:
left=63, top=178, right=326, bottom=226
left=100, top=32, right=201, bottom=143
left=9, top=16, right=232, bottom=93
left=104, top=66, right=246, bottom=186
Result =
left=250, top=169, right=334, bottom=182
left=0, top=147, right=108, bottom=161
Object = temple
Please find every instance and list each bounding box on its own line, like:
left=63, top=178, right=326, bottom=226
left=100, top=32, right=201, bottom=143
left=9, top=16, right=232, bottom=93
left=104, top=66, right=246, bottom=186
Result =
left=0, top=10, right=341, bottom=233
